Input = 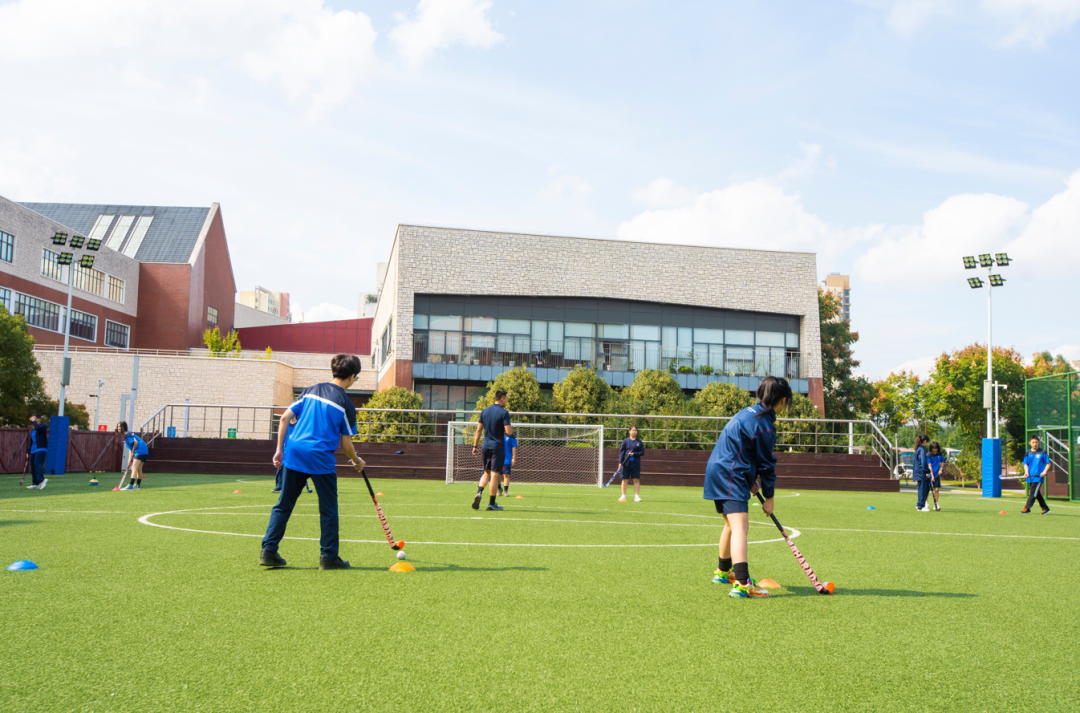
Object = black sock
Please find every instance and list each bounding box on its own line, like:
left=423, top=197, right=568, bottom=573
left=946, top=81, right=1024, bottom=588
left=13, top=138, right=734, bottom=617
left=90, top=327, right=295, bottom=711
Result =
left=477, top=485, right=484, bottom=495
left=719, top=557, right=732, bottom=572
left=504, top=485, right=509, bottom=494
left=489, top=495, right=497, bottom=505
left=733, top=562, right=750, bottom=586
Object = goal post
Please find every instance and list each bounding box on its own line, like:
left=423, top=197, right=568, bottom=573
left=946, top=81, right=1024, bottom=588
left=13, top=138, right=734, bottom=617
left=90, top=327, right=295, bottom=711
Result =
left=446, top=422, right=605, bottom=487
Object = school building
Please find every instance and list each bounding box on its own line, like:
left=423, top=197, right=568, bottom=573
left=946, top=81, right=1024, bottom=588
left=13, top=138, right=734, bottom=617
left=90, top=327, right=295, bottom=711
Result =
left=371, top=225, right=825, bottom=413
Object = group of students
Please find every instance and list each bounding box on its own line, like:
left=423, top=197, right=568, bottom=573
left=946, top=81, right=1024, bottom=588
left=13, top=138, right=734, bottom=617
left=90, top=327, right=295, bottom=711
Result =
left=23, top=414, right=148, bottom=491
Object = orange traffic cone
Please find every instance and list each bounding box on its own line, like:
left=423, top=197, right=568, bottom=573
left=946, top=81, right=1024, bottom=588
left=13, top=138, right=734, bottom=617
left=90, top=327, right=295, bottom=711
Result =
left=758, top=578, right=782, bottom=589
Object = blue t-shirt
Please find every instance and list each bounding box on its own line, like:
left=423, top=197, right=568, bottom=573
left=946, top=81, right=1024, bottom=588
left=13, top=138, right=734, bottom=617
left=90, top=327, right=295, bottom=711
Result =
left=479, top=404, right=510, bottom=450
left=504, top=435, right=518, bottom=464
left=125, top=432, right=148, bottom=457
left=29, top=422, right=49, bottom=454
left=1023, top=450, right=1049, bottom=483
left=283, top=382, right=357, bottom=475
left=928, top=454, right=944, bottom=477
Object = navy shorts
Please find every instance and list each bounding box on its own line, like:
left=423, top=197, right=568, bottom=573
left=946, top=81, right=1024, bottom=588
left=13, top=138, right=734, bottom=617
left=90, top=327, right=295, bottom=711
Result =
left=133, top=454, right=147, bottom=462
left=621, top=460, right=641, bottom=480
left=713, top=499, right=749, bottom=516
left=502, top=464, right=512, bottom=475
left=482, top=447, right=505, bottom=473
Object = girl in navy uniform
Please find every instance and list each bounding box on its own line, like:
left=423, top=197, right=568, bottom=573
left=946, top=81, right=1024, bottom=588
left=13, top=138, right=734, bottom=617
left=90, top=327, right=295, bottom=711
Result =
left=618, top=425, right=645, bottom=502
left=927, top=441, right=944, bottom=511
left=117, top=421, right=149, bottom=490
left=704, top=376, right=791, bottom=599
left=913, top=435, right=931, bottom=511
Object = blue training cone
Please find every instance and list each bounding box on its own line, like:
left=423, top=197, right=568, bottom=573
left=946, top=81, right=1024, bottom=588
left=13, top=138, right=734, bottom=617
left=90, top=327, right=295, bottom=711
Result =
left=7, top=560, right=39, bottom=571
left=867, top=506, right=875, bottom=510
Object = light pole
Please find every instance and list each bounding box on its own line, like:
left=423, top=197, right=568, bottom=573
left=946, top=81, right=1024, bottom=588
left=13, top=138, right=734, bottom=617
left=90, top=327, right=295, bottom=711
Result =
left=89, top=379, right=104, bottom=430
left=963, top=253, right=1009, bottom=438
left=992, top=381, right=1008, bottom=439
left=50, top=232, right=102, bottom=417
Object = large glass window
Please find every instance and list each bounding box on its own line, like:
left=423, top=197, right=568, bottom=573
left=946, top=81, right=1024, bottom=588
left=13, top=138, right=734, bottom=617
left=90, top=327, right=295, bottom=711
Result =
left=107, top=275, right=125, bottom=303
left=430, top=384, right=448, bottom=410
left=600, top=323, right=629, bottom=339
left=14, top=293, right=62, bottom=332
left=756, top=331, right=785, bottom=347
left=105, top=320, right=130, bottom=349
left=73, top=263, right=105, bottom=297
left=693, top=328, right=723, bottom=344
left=630, top=324, right=659, bottom=341
left=465, top=316, right=496, bottom=332
left=413, top=314, right=428, bottom=329
left=105, top=215, right=135, bottom=251
left=429, top=315, right=462, bottom=330
left=498, top=319, right=530, bottom=334
left=0, top=287, right=11, bottom=313
left=786, top=332, right=799, bottom=348
left=547, top=321, right=563, bottom=353
left=88, top=215, right=114, bottom=243
left=726, top=347, right=754, bottom=375
left=41, top=248, right=66, bottom=282
left=68, top=309, right=97, bottom=341
left=123, top=216, right=153, bottom=258
left=726, top=330, right=754, bottom=345
left=0, top=230, right=13, bottom=263
left=381, top=319, right=393, bottom=362
left=207, top=305, right=218, bottom=325
left=531, top=320, right=547, bottom=341
left=565, top=322, right=595, bottom=338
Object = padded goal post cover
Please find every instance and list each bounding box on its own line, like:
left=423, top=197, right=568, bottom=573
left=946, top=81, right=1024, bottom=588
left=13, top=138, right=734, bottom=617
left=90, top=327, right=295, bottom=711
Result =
left=446, top=422, right=604, bottom=486
left=45, top=416, right=70, bottom=475
left=982, top=438, right=1001, bottom=498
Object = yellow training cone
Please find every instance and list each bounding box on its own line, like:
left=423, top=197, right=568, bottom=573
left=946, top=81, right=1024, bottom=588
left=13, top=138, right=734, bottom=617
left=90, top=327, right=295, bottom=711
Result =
left=389, top=561, right=416, bottom=572
left=376, top=492, right=384, bottom=496
left=515, top=495, right=524, bottom=499
left=758, top=578, right=782, bottom=589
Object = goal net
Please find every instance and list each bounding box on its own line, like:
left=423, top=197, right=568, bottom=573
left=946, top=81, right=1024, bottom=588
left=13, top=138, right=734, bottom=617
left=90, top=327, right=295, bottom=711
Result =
left=446, top=422, right=605, bottom=487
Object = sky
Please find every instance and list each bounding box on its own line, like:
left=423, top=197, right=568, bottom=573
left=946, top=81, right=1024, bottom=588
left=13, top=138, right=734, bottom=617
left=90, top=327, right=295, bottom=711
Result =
left=1, top=0, right=1079, bottom=379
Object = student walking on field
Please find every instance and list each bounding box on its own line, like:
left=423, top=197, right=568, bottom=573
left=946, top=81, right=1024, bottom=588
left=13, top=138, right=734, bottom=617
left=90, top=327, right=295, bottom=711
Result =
left=471, top=390, right=512, bottom=512
left=1021, top=436, right=1051, bottom=515
left=618, top=425, right=645, bottom=502
left=499, top=431, right=517, bottom=497
left=913, top=435, right=931, bottom=512
left=705, top=376, right=791, bottom=599
left=26, top=414, right=48, bottom=490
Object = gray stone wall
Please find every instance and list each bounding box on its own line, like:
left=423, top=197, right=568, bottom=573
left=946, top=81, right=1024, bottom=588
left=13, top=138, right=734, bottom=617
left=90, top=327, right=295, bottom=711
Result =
left=375, top=225, right=822, bottom=380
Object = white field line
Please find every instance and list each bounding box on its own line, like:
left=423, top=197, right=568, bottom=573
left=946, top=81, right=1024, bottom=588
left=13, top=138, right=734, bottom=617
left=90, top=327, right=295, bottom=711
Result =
left=799, top=526, right=1080, bottom=541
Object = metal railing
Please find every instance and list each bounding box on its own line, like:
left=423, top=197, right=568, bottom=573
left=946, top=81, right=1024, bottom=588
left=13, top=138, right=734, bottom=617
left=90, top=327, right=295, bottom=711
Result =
left=354, top=408, right=894, bottom=471
left=1045, top=432, right=1070, bottom=480
left=412, top=334, right=802, bottom=380
left=141, top=404, right=283, bottom=445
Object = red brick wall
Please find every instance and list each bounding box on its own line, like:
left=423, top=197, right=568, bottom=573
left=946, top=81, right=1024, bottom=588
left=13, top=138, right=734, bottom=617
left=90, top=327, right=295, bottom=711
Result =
left=187, top=207, right=236, bottom=348
left=134, top=263, right=191, bottom=350
left=378, top=359, right=413, bottom=391
left=809, top=377, right=825, bottom=415
left=1, top=271, right=138, bottom=348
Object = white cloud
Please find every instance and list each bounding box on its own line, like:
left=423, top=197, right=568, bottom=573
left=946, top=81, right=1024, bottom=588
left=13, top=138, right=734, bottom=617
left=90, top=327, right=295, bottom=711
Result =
left=392, top=0, right=503, bottom=66
left=890, top=355, right=939, bottom=379
left=1051, top=344, right=1080, bottom=360
left=1004, top=169, right=1080, bottom=264
left=887, top=0, right=958, bottom=34
left=544, top=174, right=593, bottom=199
left=293, top=302, right=357, bottom=323
left=883, top=0, right=1080, bottom=45
left=0, top=0, right=378, bottom=114
left=629, top=177, right=697, bottom=207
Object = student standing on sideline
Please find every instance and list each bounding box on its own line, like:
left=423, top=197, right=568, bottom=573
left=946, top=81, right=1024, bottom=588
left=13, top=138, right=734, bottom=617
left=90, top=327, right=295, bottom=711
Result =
left=117, top=421, right=149, bottom=490
left=500, top=431, right=517, bottom=497
left=1021, top=436, right=1051, bottom=515
left=618, top=425, right=645, bottom=502
left=927, top=441, right=945, bottom=511
left=913, top=435, right=931, bottom=512
left=26, top=414, right=48, bottom=490
left=260, top=354, right=366, bottom=570
left=271, top=414, right=297, bottom=494
left=704, top=376, right=791, bottom=599
left=471, top=389, right=512, bottom=512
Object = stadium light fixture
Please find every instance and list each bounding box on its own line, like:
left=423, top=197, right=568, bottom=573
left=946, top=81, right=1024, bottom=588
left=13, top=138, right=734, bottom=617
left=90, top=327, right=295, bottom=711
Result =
left=69, top=234, right=85, bottom=249
left=994, top=253, right=1010, bottom=266
left=56, top=252, right=73, bottom=266
left=989, top=274, right=1005, bottom=287
left=86, top=237, right=102, bottom=251
left=78, top=254, right=95, bottom=269
left=968, top=277, right=984, bottom=289
left=963, top=256, right=978, bottom=269
left=978, top=254, right=994, bottom=268
left=51, top=232, right=68, bottom=246
left=965, top=250, right=1013, bottom=441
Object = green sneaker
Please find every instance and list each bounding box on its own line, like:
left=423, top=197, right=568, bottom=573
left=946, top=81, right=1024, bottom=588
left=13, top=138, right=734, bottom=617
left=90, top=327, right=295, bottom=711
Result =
left=712, top=568, right=733, bottom=585
left=729, top=578, right=769, bottom=599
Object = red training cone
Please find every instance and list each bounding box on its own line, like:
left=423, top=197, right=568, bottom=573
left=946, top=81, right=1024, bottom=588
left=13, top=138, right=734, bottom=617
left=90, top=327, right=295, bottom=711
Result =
left=998, top=510, right=1007, bottom=515
left=234, top=490, right=243, bottom=494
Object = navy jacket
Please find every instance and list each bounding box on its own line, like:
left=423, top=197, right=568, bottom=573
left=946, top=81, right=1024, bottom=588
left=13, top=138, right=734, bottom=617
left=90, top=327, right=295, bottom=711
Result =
left=618, top=438, right=644, bottom=466
left=703, top=404, right=778, bottom=502
left=28, top=422, right=48, bottom=454
left=912, top=446, right=930, bottom=481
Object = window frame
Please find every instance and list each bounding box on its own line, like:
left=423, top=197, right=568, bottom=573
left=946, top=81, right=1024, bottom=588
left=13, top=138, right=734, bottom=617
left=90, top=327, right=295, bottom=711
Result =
left=207, top=305, right=219, bottom=325
left=0, top=230, right=14, bottom=264
left=66, top=308, right=98, bottom=343
left=104, top=319, right=131, bottom=349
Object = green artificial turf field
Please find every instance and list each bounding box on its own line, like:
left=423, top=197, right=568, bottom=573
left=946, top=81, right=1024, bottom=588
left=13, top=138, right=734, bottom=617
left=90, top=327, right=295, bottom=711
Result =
left=2, top=475, right=1079, bottom=712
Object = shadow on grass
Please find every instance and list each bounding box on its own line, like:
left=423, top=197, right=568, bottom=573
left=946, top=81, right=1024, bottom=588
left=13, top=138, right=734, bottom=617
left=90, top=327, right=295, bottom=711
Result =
left=0, top=520, right=39, bottom=527
left=785, top=585, right=977, bottom=598
left=264, top=562, right=549, bottom=573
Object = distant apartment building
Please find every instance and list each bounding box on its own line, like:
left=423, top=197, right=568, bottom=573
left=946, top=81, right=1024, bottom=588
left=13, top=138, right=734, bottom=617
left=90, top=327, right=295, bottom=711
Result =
left=823, top=273, right=851, bottom=322
left=6, top=199, right=237, bottom=350
left=239, top=286, right=290, bottom=322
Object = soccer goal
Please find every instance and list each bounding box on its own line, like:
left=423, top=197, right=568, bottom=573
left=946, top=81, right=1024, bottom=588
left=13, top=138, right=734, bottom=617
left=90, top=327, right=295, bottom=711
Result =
left=446, top=422, right=605, bottom=487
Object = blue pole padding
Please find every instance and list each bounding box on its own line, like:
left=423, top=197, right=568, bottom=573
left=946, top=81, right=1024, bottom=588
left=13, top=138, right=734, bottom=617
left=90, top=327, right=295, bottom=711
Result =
left=982, top=438, right=1002, bottom=498
left=45, top=416, right=70, bottom=475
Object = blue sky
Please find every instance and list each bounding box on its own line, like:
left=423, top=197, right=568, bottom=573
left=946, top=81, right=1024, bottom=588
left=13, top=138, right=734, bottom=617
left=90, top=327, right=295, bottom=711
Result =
left=1, top=0, right=1078, bottom=378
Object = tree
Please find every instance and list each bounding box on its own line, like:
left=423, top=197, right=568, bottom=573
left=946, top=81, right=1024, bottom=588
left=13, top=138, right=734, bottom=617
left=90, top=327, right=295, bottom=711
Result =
left=47, top=400, right=90, bottom=430
left=0, top=306, right=51, bottom=426
left=1029, top=351, right=1074, bottom=378
left=869, top=371, right=944, bottom=438
left=357, top=387, right=429, bottom=442
left=692, top=382, right=754, bottom=417
left=622, top=369, right=685, bottom=414
left=203, top=326, right=241, bottom=356
left=819, top=288, right=873, bottom=418
left=553, top=366, right=611, bottom=418
left=774, top=392, right=823, bottom=452
left=475, top=367, right=547, bottom=417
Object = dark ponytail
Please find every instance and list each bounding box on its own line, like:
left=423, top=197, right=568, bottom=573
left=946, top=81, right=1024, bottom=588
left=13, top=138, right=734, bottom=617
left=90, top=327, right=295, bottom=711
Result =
left=915, top=434, right=929, bottom=449
left=755, top=376, right=793, bottom=416
left=117, top=421, right=129, bottom=433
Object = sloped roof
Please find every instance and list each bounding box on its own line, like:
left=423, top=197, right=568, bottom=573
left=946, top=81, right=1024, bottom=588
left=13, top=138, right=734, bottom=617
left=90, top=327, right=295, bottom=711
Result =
left=19, top=202, right=211, bottom=263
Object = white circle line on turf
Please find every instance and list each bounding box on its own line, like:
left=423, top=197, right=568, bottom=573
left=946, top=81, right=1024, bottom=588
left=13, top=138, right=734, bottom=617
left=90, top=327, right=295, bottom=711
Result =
left=137, top=506, right=797, bottom=547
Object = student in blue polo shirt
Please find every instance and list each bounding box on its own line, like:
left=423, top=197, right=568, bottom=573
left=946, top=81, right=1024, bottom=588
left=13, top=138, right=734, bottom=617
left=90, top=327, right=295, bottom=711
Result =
left=1021, top=436, right=1051, bottom=515
left=499, top=431, right=518, bottom=497
left=471, top=389, right=512, bottom=511
left=260, top=354, right=366, bottom=570
left=117, top=421, right=149, bottom=490
left=26, top=413, right=49, bottom=490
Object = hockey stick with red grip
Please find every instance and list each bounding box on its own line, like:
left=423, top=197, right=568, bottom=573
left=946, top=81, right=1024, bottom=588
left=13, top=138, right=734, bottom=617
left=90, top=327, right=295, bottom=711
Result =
left=360, top=465, right=403, bottom=551
left=755, top=492, right=834, bottom=594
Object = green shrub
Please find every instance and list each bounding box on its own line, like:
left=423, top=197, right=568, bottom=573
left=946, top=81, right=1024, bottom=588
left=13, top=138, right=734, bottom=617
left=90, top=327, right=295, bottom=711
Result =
left=693, top=382, right=754, bottom=418
left=357, top=387, right=431, bottom=443
left=553, top=366, right=611, bottom=420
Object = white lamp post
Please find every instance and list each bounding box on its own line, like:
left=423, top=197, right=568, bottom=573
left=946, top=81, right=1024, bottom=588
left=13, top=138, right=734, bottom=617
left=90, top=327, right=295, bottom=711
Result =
left=51, top=232, right=102, bottom=417
left=963, top=253, right=1009, bottom=438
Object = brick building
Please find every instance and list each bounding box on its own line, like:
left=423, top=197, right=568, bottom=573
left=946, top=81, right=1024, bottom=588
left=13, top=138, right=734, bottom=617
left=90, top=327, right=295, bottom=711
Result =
left=19, top=200, right=236, bottom=350
left=371, top=225, right=825, bottom=413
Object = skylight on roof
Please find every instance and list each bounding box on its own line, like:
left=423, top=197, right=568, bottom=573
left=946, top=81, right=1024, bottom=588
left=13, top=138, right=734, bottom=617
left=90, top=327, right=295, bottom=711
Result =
left=88, top=215, right=115, bottom=242
left=106, top=216, right=135, bottom=251
left=122, top=216, right=153, bottom=259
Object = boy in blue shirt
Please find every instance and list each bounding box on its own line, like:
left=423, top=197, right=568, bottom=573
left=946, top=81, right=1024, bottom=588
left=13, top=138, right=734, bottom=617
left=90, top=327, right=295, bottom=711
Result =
left=499, top=432, right=518, bottom=497
left=116, top=421, right=150, bottom=490
left=1021, top=436, right=1051, bottom=515
left=260, top=354, right=366, bottom=570
left=471, top=389, right=512, bottom=511
left=26, top=413, right=48, bottom=490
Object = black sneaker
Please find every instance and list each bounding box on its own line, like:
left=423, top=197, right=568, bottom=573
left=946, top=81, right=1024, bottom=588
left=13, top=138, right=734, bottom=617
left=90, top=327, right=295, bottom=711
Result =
left=271, top=488, right=282, bottom=493
left=486, top=503, right=504, bottom=511
left=259, top=549, right=287, bottom=568
left=319, top=555, right=351, bottom=570
left=471, top=493, right=482, bottom=510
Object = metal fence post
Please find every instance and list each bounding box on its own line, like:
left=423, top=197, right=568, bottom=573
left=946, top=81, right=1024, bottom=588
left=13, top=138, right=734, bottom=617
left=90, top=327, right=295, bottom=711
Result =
left=849, top=422, right=854, bottom=455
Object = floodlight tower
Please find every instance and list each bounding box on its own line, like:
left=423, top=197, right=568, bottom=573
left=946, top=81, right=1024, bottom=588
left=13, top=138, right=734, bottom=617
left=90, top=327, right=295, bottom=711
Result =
left=963, top=253, right=1009, bottom=437
left=51, top=232, right=102, bottom=416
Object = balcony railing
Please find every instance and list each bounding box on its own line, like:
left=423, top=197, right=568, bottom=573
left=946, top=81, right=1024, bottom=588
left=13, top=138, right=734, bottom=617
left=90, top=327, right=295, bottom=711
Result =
left=411, top=333, right=801, bottom=379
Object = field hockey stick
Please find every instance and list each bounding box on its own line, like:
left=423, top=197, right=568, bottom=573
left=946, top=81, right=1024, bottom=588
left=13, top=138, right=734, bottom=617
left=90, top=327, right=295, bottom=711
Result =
left=20, top=452, right=29, bottom=486
left=755, top=491, right=834, bottom=595
left=359, top=465, right=404, bottom=551
left=116, top=460, right=132, bottom=490
left=604, top=454, right=633, bottom=487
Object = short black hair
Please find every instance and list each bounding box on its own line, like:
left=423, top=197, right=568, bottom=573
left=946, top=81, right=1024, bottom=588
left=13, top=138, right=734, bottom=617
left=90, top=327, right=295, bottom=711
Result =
left=929, top=441, right=941, bottom=453
left=30, top=413, right=41, bottom=419
left=331, top=354, right=362, bottom=379
left=494, top=389, right=508, bottom=401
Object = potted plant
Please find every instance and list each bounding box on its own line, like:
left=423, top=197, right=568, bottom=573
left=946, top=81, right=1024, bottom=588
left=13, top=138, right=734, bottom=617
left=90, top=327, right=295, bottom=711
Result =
left=699, top=365, right=713, bottom=375
left=678, top=365, right=693, bottom=374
